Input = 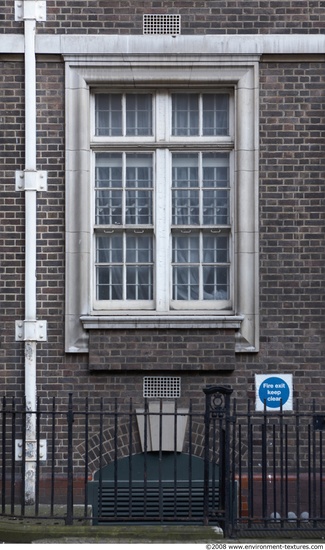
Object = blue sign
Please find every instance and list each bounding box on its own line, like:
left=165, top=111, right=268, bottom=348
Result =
left=258, top=376, right=290, bottom=409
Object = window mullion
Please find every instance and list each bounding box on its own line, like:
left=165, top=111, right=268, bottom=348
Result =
left=198, top=153, right=203, bottom=301
left=155, top=148, right=170, bottom=312
left=155, top=91, right=168, bottom=141
left=199, top=231, right=203, bottom=301
left=122, top=153, right=126, bottom=300
left=121, top=232, right=125, bottom=301
left=122, top=94, right=126, bottom=136
left=122, top=152, right=126, bottom=226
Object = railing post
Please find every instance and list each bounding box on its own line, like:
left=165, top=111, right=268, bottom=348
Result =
left=203, top=385, right=233, bottom=532
left=1, top=397, right=6, bottom=515
left=66, top=393, right=74, bottom=525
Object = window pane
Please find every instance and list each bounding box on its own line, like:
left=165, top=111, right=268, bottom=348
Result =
left=203, top=235, right=229, bottom=299
left=96, top=235, right=123, bottom=299
left=127, top=266, right=153, bottom=299
left=202, top=153, right=229, bottom=188
left=96, top=266, right=123, bottom=300
left=172, top=233, right=200, bottom=297
left=95, top=94, right=122, bottom=136
left=172, top=234, right=200, bottom=263
left=203, top=266, right=229, bottom=300
left=202, top=153, right=230, bottom=225
left=126, top=94, right=152, bottom=136
left=126, top=154, right=153, bottom=225
left=126, top=234, right=153, bottom=263
left=95, top=154, right=123, bottom=225
left=172, top=94, right=199, bottom=136
left=202, top=94, right=229, bottom=136
left=172, top=154, right=198, bottom=188
left=126, top=234, right=153, bottom=300
left=172, top=154, right=199, bottom=225
left=203, top=190, right=229, bottom=225
left=173, top=266, right=199, bottom=300
left=203, top=235, right=228, bottom=263
left=96, top=153, right=153, bottom=226
left=96, top=234, right=123, bottom=263
left=172, top=232, right=229, bottom=301
left=96, top=233, right=153, bottom=301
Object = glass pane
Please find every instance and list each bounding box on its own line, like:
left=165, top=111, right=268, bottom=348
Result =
left=202, top=153, right=230, bottom=225
left=96, top=234, right=123, bottom=263
left=172, top=234, right=200, bottom=263
left=172, top=154, right=199, bottom=225
left=202, top=153, right=229, bottom=188
left=126, top=234, right=153, bottom=264
left=96, top=234, right=123, bottom=299
left=172, top=94, right=199, bottom=136
left=203, top=266, right=229, bottom=300
left=126, top=234, right=153, bottom=300
left=126, top=154, right=153, bottom=225
left=172, top=190, right=199, bottom=225
left=126, top=190, right=153, bottom=225
left=96, top=190, right=122, bottom=225
left=203, top=190, right=229, bottom=225
left=126, top=266, right=153, bottom=300
left=203, top=235, right=228, bottom=263
left=172, top=154, right=198, bottom=188
left=172, top=232, right=229, bottom=301
left=95, top=154, right=123, bottom=225
left=173, top=266, right=199, bottom=300
left=126, top=94, right=152, bottom=136
left=97, top=266, right=123, bottom=300
left=95, top=94, right=122, bottom=136
left=96, top=233, right=153, bottom=301
left=202, top=94, right=229, bottom=136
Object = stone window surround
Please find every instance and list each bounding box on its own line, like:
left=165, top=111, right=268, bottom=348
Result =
left=64, top=44, right=259, bottom=354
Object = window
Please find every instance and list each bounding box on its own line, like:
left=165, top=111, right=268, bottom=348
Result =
left=64, top=48, right=259, bottom=353
left=92, top=91, right=233, bottom=312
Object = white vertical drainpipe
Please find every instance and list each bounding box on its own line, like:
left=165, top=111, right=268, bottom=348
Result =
left=24, top=16, right=38, bottom=506
left=14, top=0, right=47, bottom=505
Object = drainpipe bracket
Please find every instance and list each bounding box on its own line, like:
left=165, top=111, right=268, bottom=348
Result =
left=15, top=0, right=46, bottom=22
left=15, top=439, right=47, bottom=461
left=15, top=320, right=48, bottom=342
left=15, top=170, right=48, bottom=192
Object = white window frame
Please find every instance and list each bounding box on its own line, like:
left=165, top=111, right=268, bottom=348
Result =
left=92, top=91, right=233, bottom=313
left=64, top=46, right=259, bottom=354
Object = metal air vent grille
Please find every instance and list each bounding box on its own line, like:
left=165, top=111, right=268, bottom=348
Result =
left=143, top=14, right=181, bottom=35
left=143, top=376, right=181, bottom=398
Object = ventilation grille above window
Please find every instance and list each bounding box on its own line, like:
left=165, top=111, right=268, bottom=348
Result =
left=143, top=14, right=181, bottom=35
left=143, top=377, right=181, bottom=398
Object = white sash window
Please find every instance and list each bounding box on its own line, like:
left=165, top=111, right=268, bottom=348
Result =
left=92, top=92, right=233, bottom=311
left=64, top=50, right=259, bottom=352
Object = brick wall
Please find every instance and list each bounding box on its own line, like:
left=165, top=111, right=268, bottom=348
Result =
left=0, top=4, right=325, bottom=416
left=259, top=60, right=325, bottom=402
left=89, top=329, right=236, bottom=372
left=2, top=1, right=325, bottom=35
left=0, top=59, right=25, bottom=394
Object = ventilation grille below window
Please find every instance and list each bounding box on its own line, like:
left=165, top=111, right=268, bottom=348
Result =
left=143, top=377, right=181, bottom=398
left=143, top=14, right=181, bottom=35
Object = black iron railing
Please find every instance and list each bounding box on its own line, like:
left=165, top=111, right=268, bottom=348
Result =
left=0, top=391, right=324, bottom=537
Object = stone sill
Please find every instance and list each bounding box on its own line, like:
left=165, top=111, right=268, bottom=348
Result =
left=81, top=314, right=244, bottom=331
